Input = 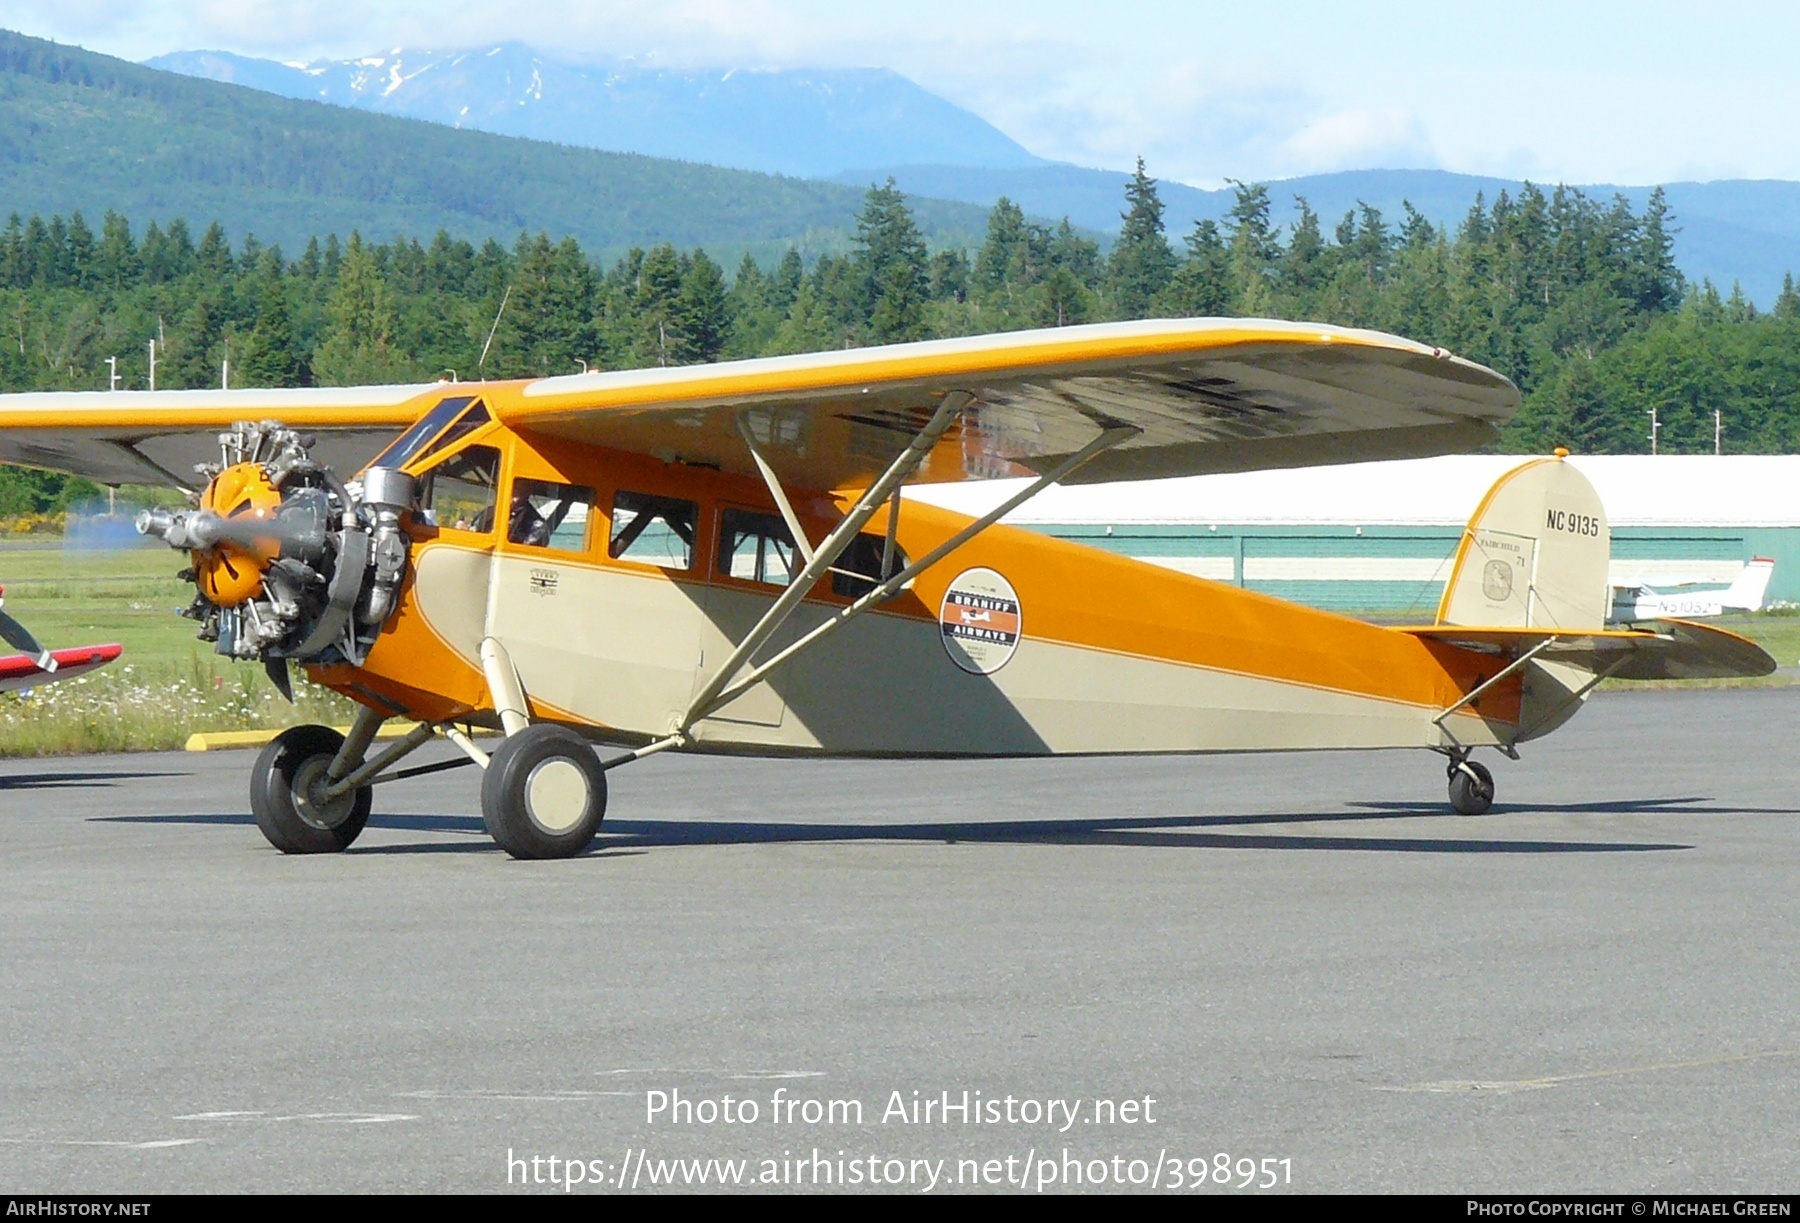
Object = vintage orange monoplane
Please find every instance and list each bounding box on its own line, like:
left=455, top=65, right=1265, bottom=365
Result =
left=0, top=319, right=1772, bottom=857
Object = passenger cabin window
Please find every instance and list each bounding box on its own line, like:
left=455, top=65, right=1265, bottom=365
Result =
left=718, top=509, right=799, bottom=588
left=609, top=491, right=697, bottom=570
left=508, top=479, right=595, bottom=552
left=418, top=445, right=501, bottom=533
left=831, top=532, right=910, bottom=600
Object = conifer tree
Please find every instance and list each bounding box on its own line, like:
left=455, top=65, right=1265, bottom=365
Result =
left=1224, top=181, right=1279, bottom=315
left=672, top=249, right=730, bottom=364
left=235, top=273, right=301, bottom=387
left=1108, top=159, right=1175, bottom=318
left=1163, top=219, right=1233, bottom=317
left=312, top=233, right=408, bottom=385
left=856, top=180, right=929, bottom=345
left=1774, top=273, right=1800, bottom=320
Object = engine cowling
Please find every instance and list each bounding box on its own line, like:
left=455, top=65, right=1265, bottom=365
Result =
left=138, top=420, right=414, bottom=667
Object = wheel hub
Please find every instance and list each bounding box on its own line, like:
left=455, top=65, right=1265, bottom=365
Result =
left=524, top=758, right=590, bottom=834
left=293, top=756, right=357, bottom=831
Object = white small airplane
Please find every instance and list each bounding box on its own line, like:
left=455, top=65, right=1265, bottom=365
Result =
left=1610, top=558, right=1775, bottom=623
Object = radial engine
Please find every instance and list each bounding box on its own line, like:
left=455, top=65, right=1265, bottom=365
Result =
left=138, top=421, right=414, bottom=682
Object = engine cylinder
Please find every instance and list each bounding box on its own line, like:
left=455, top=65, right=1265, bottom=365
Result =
left=137, top=420, right=407, bottom=667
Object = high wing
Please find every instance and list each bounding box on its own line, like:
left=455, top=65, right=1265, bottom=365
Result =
left=1399, top=619, right=1776, bottom=681
left=0, top=320, right=1516, bottom=493
left=507, top=318, right=1519, bottom=489
left=0, top=384, right=439, bottom=488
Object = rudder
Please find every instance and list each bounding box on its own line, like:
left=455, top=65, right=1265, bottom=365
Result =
left=1437, top=455, right=1610, bottom=630
left=1722, top=558, right=1775, bottom=611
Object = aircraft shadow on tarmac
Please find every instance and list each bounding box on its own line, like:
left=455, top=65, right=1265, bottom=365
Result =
left=1351, top=796, right=1800, bottom=818
left=93, top=805, right=1710, bottom=855
left=1, top=769, right=180, bottom=790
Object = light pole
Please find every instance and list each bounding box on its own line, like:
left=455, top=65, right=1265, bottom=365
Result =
left=1648, top=407, right=1660, bottom=455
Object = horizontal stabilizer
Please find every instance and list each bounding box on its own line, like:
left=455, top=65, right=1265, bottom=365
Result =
left=1400, top=619, right=1775, bottom=681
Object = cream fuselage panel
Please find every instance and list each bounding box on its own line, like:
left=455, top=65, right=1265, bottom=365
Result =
left=411, top=543, right=1483, bottom=756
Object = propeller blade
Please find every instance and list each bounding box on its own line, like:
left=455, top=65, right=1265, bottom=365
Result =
left=0, top=609, right=44, bottom=657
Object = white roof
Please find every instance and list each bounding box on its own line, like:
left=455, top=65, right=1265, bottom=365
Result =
left=908, top=455, right=1800, bottom=529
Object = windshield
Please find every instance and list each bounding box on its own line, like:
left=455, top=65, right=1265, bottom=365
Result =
left=365, top=396, right=478, bottom=471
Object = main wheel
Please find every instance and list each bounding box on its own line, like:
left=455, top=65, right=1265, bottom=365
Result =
left=250, top=724, right=372, bottom=853
left=480, top=724, right=607, bottom=859
left=1447, top=759, right=1495, bottom=816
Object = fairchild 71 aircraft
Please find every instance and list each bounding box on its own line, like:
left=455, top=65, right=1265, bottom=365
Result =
left=0, top=319, right=1773, bottom=857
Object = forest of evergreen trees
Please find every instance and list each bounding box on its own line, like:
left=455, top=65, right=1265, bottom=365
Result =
left=3, top=161, right=1799, bottom=512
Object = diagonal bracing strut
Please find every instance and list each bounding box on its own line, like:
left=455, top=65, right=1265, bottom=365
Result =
left=600, top=401, right=1141, bottom=770
left=690, top=420, right=1140, bottom=724
left=676, top=391, right=973, bottom=735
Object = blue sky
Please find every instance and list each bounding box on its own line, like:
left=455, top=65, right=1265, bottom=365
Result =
left=5, top=0, right=1797, bottom=187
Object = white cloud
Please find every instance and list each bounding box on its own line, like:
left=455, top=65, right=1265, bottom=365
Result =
left=11, top=1, right=1800, bottom=184
left=1280, top=107, right=1436, bottom=174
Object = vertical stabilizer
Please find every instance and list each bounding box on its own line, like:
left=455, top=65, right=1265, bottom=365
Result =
left=1436, top=455, right=1610, bottom=629
left=1722, top=558, right=1775, bottom=611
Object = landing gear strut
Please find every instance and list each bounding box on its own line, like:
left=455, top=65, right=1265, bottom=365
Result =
left=1445, top=752, right=1495, bottom=816
left=250, top=724, right=372, bottom=853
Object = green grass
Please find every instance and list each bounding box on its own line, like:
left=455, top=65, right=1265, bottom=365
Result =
left=0, top=540, right=355, bottom=756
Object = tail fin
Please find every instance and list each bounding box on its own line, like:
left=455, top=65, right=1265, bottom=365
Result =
left=1437, top=454, right=1610, bottom=630
left=1722, top=557, right=1775, bottom=611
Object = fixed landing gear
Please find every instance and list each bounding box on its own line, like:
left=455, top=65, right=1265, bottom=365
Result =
left=245, top=716, right=607, bottom=859
left=1445, top=754, right=1495, bottom=816
left=480, top=724, right=608, bottom=860
left=250, top=724, right=372, bottom=853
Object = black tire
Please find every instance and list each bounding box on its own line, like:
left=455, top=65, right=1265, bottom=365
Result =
left=250, top=724, right=372, bottom=853
left=480, top=724, right=607, bottom=859
left=1448, top=759, right=1495, bottom=816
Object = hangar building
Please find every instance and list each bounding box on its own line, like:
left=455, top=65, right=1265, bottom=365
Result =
left=912, top=455, right=1800, bottom=618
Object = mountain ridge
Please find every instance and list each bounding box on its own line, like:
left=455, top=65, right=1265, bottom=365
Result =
left=146, top=43, right=1800, bottom=304
left=146, top=45, right=1047, bottom=180
left=0, top=30, right=994, bottom=267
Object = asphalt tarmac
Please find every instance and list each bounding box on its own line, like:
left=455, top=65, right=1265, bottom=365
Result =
left=1, top=687, right=1797, bottom=1195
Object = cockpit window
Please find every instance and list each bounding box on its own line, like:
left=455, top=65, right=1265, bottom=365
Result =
left=418, top=445, right=502, bottom=534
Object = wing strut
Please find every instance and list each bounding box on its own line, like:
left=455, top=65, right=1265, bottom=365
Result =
left=678, top=391, right=972, bottom=735
left=599, top=405, right=1139, bottom=770
left=737, top=411, right=817, bottom=565
left=695, top=421, right=1138, bottom=721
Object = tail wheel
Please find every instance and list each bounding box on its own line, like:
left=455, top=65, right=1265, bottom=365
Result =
left=480, top=724, right=607, bottom=859
left=250, top=724, right=372, bottom=853
left=1447, top=759, right=1495, bottom=816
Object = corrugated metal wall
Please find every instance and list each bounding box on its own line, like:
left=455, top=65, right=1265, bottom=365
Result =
left=1033, top=523, right=1799, bottom=617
